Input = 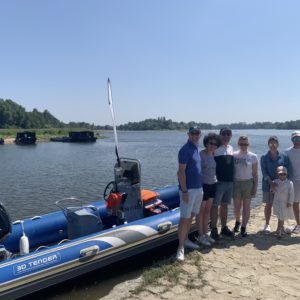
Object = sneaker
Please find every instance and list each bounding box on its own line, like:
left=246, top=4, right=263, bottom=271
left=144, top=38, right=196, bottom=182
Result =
left=221, top=226, right=234, bottom=238
left=184, top=239, right=200, bottom=250
left=263, top=224, right=271, bottom=232
left=241, top=226, right=248, bottom=238
left=176, top=246, right=184, bottom=262
left=210, top=227, right=220, bottom=240
left=283, top=226, right=292, bottom=234
left=233, top=221, right=241, bottom=233
left=197, top=235, right=211, bottom=246
left=293, top=225, right=300, bottom=234
left=205, top=233, right=215, bottom=244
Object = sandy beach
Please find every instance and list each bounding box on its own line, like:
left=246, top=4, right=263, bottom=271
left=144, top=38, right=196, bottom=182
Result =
left=102, top=205, right=300, bottom=300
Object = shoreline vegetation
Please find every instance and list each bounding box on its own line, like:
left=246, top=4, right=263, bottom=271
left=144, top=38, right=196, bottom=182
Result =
left=101, top=205, right=300, bottom=300
left=1, top=99, right=300, bottom=132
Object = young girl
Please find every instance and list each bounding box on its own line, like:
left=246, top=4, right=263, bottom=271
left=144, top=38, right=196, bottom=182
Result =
left=272, top=166, right=294, bottom=236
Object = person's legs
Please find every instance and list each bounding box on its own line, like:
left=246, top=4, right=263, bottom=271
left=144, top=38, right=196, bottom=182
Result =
left=220, top=202, right=228, bottom=227
left=241, top=198, right=251, bottom=227
left=293, top=202, right=300, bottom=229
left=197, top=202, right=206, bottom=237
left=211, top=182, right=223, bottom=228
left=234, top=197, right=242, bottom=223
left=203, top=199, right=213, bottom=235
left=264, top=203, right=272, bottom=225
left=210, top=206, right=218, bottom=229
left=263, top=192, right=273, bottom=231
left=178, top=217, right=192, bottom=248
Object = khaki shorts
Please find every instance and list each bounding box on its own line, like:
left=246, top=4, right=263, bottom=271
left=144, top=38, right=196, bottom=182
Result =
left=233, top=179, right=253, bottom=199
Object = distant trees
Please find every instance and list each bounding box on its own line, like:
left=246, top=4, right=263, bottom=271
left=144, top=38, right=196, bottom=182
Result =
left=0, top=99, right=63, bottom=129
left=1, top=98, right=300, bottom=130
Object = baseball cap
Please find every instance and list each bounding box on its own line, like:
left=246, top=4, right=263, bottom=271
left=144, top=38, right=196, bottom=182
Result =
left=188, top=126, right=201, bottom=134
left=277, top=166, right=288, bottom=174
left=291, top=131, right=300, bottom=139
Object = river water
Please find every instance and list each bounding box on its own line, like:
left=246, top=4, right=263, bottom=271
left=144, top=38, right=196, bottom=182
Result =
left=0, top=129, right=294, bottom=299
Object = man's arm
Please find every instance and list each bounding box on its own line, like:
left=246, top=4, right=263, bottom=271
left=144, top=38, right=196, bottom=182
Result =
left=178, top=163, right=189, bottom=203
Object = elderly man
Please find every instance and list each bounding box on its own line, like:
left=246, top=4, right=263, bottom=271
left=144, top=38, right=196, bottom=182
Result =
left=285, top=131, right=300, bottom=233
left=177, top=126, right=203, bottom=261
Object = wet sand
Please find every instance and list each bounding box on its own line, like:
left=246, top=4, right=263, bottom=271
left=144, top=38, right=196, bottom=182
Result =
left=102, top=205, right=300, bottom=299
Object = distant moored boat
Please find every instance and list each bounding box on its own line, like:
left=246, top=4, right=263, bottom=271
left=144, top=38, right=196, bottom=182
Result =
left=15, top=131, right=37, bottom=145
left=50, top=131, right=97, bottom=143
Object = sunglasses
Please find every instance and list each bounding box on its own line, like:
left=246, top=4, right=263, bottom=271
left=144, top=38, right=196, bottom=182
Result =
left=292, top=137, right=300, bottom=142
left=278, top=173, right=287, bottom=176
left=208, top=142, right=218, bottom=146
left=239, top=143, right=249, bottom=146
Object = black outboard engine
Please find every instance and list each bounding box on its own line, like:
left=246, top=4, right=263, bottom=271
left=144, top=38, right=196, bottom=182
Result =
left=0, top=203, right=12, bottom=242
left=0, top=203, right=12, bottom=261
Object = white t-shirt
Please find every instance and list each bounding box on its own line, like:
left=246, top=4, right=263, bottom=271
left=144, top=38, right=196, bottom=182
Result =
left=233, top=151, right=258, bottom=180
left=285, top=147, right=300, bottom=181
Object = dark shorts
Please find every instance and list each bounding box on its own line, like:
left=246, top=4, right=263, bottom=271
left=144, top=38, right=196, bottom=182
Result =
left=203, top=183, right=217, bottom=201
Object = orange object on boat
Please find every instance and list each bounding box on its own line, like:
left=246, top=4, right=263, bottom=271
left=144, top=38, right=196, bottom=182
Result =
left=106, top=192, right=122, bottom=209
left=141, top=190, right=160, bottom=203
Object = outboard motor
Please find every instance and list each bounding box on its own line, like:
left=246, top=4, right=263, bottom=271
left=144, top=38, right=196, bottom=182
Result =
left=105, top=158, right=144, bottom=223
left=0, top=203, right=12, bottom=261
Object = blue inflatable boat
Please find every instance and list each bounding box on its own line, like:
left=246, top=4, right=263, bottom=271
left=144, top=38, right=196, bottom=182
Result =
left=0, top=158, right=183, bottom=299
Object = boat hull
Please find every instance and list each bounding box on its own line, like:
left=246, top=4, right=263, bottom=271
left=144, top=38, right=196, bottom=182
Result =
left=0, top=185, right=182, bottom=299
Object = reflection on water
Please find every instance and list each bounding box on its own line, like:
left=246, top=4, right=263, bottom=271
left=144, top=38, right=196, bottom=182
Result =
left=0, top=130, right=294, bottom=299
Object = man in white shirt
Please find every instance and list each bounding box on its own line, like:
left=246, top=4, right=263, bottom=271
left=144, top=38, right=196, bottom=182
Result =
left=285, top=131, right=300, bottom=233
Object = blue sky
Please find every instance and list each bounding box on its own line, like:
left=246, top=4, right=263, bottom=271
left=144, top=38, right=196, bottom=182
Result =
left=0, top=0, right=299, bottom=125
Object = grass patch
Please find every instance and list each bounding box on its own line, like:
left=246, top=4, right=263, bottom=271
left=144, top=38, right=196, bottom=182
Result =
left=132, top=251, right=208, bottom=296
left=132, top=257, right=180, bottom=295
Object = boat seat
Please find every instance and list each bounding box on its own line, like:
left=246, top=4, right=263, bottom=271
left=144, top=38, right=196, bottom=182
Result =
left=65, top=206, right=103, bottom=239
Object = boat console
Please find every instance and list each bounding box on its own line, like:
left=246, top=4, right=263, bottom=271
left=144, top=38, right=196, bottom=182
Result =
left=104, top=158, right=143, bottom=222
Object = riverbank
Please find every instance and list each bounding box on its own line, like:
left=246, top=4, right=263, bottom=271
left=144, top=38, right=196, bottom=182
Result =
left=102, top=205, right=300, bottom=299
left=0, top=128, right=105, bottom=144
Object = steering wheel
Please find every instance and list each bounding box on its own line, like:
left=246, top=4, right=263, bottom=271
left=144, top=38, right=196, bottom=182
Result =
left=103, top=181, right=118, bottom=200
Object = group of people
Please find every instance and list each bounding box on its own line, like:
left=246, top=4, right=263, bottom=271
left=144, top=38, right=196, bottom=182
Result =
left=176, top=127, right=300, bottom=262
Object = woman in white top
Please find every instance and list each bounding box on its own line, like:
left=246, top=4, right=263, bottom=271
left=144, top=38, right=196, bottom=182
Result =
left=233, top=136, right=258, bottom=237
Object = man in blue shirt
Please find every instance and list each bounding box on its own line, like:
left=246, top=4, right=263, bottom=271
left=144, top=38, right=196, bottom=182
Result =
left=177, top=126, right=203, bottom=261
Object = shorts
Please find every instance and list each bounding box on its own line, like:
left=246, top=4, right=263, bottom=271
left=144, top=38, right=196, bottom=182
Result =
left=233, top=179, right=253, bottom=199
left=213, top=181, right=233, bottom=207
left=292, top=180, right=300, bottom=203
left=180, top=188, right=203, bottom=218
left=263, top=191, right=274, bottom=204
left=203, top=183, right=217, bottom=201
